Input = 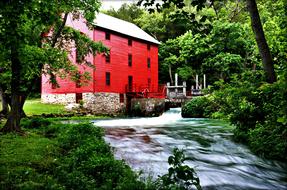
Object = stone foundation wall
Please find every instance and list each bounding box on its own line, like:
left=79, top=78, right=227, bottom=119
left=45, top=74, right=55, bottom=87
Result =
left=83, top=93, right=125, bottom=115
left=131, top=98, right=165, bottom=117
left=41, top=93, right=76, bottom=104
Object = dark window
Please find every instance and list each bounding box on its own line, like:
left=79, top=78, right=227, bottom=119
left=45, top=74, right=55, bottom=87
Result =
left=120, top=93, right=124, bottom=103
left=147, top=44, right=151, bottom=50
left=76, top=93, right=82, bottom=103
left=128, top=76, right=133, bottom=92
left=148, top=78, right=151, bottom=88
left=128, top=54, right=132, bottom=67
left=106, top=72, right=110, bottom=86
left=51, top=74, right=57, bottom=89
left=52, top=83, right=57, bottom=89
left=105, top=32, right=110, bottom=40
left=76, top=80, right=81, bottom=88
left=128, top=39, right=132, bottom=46
left=105, top=53, right=110, bottom=63
left=147, top=58, right=151, bottom=68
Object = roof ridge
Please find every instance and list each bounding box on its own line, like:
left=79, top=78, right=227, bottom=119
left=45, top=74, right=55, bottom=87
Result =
left=93, top=12, right=160, bottom=44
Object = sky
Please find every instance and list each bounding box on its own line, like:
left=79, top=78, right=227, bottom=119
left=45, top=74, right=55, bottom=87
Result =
left=100, top=0, right=140, bottom=10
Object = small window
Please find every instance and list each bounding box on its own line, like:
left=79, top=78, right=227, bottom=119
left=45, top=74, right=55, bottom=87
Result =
left=119, top=93, right=124, bottom=103
left=76, top=80, right=81, bottom=88
left=52, top=83, right=57, bottom=89
left=76, top=93, right=82, bottom=103
left=106, top=72, right=110, bottom=86
left=128, top=54, right=132, bottom=67
left=147, top=58, right=151, bottom=68
left=105, top=54, right=110, bottom=63
left=105, top=32, right=110, bottom=40
left=51, top=74, right=57, bottom=89
left=148, top=78, right=151, bottom=88
left=147, top=44, right=151, bottom=50
left=128, top=39, right=132, bottom=46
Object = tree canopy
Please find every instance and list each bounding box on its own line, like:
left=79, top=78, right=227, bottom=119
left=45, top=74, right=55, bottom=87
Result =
left=0, top=0, right=108, bottom=132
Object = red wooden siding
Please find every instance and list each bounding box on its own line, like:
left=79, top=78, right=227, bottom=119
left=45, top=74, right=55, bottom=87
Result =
left=42, top=17, right=159, bottom=95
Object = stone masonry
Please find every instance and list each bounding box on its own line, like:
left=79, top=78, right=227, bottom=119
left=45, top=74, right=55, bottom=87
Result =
left=41, top=92, right=125, bottom=114
left=83, top=92, right=125, bottom=115
left=41, top=93, right=76, bottom=104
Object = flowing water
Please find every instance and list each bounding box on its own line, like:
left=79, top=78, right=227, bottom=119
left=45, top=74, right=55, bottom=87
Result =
left=93, top=108, right=287, bottom=190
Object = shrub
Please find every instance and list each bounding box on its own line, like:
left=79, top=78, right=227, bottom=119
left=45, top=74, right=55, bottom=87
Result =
left=55, top=123, right=145, bottom=189
left=21, top=118, right=51, bottom=129
left=210, top=71, right=287, bottom=160
left=155, top=148, right=202, bottom=190
left=182, top=96, right=219, bottom=118
left=249, top=122, right=287, bottom=160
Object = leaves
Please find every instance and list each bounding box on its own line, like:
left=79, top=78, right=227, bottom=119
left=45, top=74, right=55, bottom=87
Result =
left=156, top=148, right=202, bottom=190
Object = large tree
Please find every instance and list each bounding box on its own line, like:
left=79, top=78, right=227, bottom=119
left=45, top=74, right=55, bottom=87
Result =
left=0, top=0, right=108, bottom=133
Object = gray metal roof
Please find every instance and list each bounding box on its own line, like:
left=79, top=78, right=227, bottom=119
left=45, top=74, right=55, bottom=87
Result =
left=93, top=13, right=160, bottom=45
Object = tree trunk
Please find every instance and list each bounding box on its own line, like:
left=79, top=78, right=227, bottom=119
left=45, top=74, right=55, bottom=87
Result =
left=1, top=95, right=26, bottom=133
left=0, top=87, right=9, bottom=116
left=1, top=44, right=23, bottom=133
left=246, top=0, right=276, bottom=83
left=169, top=64, right=174, bottom=85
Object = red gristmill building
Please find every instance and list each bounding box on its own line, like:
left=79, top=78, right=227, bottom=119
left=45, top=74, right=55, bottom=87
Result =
left=41, top=13, right=165, bottom=114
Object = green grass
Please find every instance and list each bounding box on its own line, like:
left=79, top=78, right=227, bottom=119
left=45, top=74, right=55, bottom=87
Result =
left=0, top=131, right=58, bottom=189
left=23, top=99, right=66, bottom=116
left=0, top=121, right=146, bottom=189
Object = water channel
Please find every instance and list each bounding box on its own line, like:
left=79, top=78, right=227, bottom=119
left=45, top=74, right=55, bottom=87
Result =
left=93, top=108, right=287, bottom=190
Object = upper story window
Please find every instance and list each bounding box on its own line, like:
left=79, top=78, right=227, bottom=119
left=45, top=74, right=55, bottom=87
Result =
left=147, top=44, right=151, bottom=51
left=52, top=83, right=57, bottom=89
left=128, top=39, right=132, bottom=46
left=51, top=74, right=57, bottom=89
left=128, top=54, right=132, bottom=67
left=147, top=58, right=151, bottom=68
left=106, top=72, right=110, bottom=86
left=105, top=53, right=110, bottom=63
left=76, top=79, right=81, bottom=88
left=105, top=32, right=110, bottom=40
left=148, top=78, right=151, bottom=88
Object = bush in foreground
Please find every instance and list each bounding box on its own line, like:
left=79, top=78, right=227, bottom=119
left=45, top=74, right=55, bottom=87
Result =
left=1, top=121, right=146, bottom=189
left=181, top=96, right=219, bottom=118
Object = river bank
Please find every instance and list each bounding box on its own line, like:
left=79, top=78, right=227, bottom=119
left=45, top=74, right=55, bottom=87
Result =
left=94, top=108, right=287, bottom=190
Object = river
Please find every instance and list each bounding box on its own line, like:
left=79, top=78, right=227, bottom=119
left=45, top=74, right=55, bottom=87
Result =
left=93, top=108, right=287, bottom=190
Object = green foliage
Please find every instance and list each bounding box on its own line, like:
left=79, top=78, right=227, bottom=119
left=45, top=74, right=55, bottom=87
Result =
left=159, top=20, right=255, bottom=85
left=248, top=123, right=287, bottom=159
left=0, top=122, right=146, bottom=189
left=0, top=0, right=108, bottom=132
left=155, top=148, right=201, bottom=190
left=0, top=132, right=59, bottom=190
left=21, top=118, right=52, bottom=129
left=182, top=96, right=219, bottom=118
left=210, top=71, right=287, bottom=160
left=104, top=3, right=145, bottom=24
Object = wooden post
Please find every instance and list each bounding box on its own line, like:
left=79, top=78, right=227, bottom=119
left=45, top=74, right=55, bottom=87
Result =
left=196, top=74, right=199, bottom=89
left=203, top=74, right=206, bottom=89
left=175, top=73, right=178, bottom=95
left=183, top=81, right=186, bottom=96
left=167, top=82, right=170, bottom=98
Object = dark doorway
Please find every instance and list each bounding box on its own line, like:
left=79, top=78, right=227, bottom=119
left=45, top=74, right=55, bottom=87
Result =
left=128, top=76, right=133, bottom=92
left=76, top=93, right=82, bottom=103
